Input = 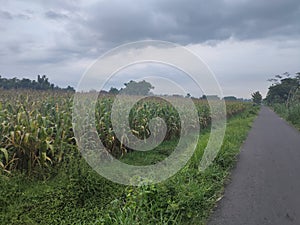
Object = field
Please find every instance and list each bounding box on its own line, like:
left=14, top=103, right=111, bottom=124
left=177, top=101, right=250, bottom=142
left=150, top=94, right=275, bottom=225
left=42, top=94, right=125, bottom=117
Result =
left=0, top=89, right=259, bottom=224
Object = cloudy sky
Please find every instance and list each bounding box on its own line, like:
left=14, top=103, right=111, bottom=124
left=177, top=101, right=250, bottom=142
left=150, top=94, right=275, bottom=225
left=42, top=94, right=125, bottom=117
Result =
left=0, top=0, right=300, bottom=98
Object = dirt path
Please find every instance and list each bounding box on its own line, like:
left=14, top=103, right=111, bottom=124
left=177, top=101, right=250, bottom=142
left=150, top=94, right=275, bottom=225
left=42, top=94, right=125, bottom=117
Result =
left=208, top=106, right=300, bottom=225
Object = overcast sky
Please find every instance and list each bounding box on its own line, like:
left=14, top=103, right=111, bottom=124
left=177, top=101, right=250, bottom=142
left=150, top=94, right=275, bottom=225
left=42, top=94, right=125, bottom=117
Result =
left=0, top=0, right=300, bottom=98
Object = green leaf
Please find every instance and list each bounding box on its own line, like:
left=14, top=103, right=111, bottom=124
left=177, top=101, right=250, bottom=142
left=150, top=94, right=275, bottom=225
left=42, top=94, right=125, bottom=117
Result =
left=0, top=148, right=8, bottom=164
left=42, top=152, right=52, bottom=164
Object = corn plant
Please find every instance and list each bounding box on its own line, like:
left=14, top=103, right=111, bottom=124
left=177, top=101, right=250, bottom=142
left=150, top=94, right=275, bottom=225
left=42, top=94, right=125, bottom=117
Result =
left=0, top=89, right=251, bottom=175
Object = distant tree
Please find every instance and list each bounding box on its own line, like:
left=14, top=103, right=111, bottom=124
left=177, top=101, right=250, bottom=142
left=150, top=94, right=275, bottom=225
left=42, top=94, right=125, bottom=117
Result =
left=206, top=95, right=220, bottom=100
left=296, top=72, right=300, bottom=81
left=0, top=75, right=75, bottom=91
left=108, top=87, right=119, bottom=95
left=99, top=90, right=108, bottom=95
left=121, top=80, right=154, bottom=96
left=65, top=85, right=75, bottom=92
left=185, top=93, right=191, bottom=98
left=224, top=96, right=237, bottom=101
left=19, top=78, right=32, bottom=89
left=201, top=95, right=207, bottom=100
left=266, top=72, right=300, bottom=104
left=36, top=75, right=51, bottom=90
left=172, top=94, right=184, bottom=98
left=251, top=91, right=262, bottom=104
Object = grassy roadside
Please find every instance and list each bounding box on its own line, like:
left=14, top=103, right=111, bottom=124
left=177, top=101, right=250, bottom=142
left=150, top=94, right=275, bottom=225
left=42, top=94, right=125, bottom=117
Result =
left=0, top=106, right=259, bottom=225
left=270, top=103, right=300, bottom=131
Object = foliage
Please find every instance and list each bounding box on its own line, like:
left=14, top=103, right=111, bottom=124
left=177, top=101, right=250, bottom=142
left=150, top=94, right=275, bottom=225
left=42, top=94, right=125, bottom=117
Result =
left=0, top=90, right=76, bottom=176
left=267, top=72, right=300, bottom=130
left=0, top=106, right=259, bottom=224
left=0, top=89, right=257, bottom=224
left=272, top=94, right=300, bottom=131
left=120, top=80, right=154, bottom=96
left=108, top=87, right=119, bottom=95
left=266, top=72, right=300, bottom=104
left=0, top=89, right=251, bottom=175
left=224, top=96, right=237, bottom=101
left=251, top=91, right=262, bottom=104
left=0, top=75, right=75, bottom=91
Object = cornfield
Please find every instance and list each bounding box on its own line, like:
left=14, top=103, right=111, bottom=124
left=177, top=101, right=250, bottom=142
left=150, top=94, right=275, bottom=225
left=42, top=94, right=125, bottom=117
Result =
left=0, top=89, right=251, bottom=175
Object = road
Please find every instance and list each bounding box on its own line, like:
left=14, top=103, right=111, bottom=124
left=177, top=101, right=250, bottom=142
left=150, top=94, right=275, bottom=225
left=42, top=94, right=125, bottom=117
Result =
left=207, top=106, right=300, bottom=225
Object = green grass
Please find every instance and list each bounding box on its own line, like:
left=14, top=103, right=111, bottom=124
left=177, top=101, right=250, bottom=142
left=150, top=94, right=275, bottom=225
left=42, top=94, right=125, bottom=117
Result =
left=120, top=138, right=179, bottom=166
left=272, top=103, right=300, bottom=131
left=0, top=106, right=259, bottom=225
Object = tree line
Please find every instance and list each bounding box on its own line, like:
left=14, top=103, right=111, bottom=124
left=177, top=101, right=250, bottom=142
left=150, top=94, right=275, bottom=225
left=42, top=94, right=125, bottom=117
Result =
left=0, top=75, right=75, bottom=91
left=107, top=80, right=154, bottom=96
left=265, top=72, right=300, bottom=104
left=250, top=72, right=300, bottom=105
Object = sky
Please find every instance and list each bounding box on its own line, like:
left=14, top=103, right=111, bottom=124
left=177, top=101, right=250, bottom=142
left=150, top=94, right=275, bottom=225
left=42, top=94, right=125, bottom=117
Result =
left=0, top=0, right=300, bottom=98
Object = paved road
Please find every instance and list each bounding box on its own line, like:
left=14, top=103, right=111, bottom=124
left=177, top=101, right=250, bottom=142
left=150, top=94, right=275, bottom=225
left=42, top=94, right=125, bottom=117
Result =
left=208, top=106, right=300, bottom=225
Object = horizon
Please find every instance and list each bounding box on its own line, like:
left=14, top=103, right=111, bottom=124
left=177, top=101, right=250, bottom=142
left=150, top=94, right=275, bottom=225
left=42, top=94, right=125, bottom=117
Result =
left=0, top=74, right=254, bottom=100
left=1, top=1, right=300, bottom=98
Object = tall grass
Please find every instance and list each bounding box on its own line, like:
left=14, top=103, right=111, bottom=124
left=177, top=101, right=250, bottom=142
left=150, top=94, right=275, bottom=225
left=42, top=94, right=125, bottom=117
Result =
left=0, top=105, right=259, bottom=225
left=0, top=89, right=258, bottom=224
left=0, top=90, right=251, bottom=176
left=272, top=103, right=300, bottom=130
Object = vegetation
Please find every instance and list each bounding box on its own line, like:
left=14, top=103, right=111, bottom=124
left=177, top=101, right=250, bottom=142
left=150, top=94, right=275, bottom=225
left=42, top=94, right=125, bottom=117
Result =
left=266, top=72, right=300, bottom=130
left=0, top=87, right=259, bottom=224
left=108, top=87, right=120, bottom=95
left=251, top=91, right=262, bottom=104
left=120, top=80, right=154, bottom=96
left=0, top=90, right=75, bottom=176
left=0, top=75, right=74, bottom=91
left=266, top=72, right=299, bottom=104
left=0, top=90, right=250, bottom=175
left=224, top=96, right=237, bottom=101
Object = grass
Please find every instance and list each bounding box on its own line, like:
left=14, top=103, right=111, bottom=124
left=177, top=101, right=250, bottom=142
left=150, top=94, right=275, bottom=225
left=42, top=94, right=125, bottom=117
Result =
left=272, top=103, right=300, bottom=131
left=0, top=106, right=259, bottom=225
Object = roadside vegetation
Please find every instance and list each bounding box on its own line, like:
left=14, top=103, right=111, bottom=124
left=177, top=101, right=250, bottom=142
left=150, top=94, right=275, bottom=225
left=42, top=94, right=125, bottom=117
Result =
left=0, top=87, right=259, bottom=224
left=265, top=72, right=300, bottom=130
left=251, top=91, right=262, bottom=105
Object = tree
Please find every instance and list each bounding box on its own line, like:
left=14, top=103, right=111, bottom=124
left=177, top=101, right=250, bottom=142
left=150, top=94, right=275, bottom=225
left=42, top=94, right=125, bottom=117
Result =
left=121, top=80, right=154, bottom=96
left=108, top=87, right=119, bottom=95
left=65, top=85, right=75, bottom=92
left=224, top=96, right=237, bottom=101
left=37, top=75, right=51, bottom=90
left=252, top=91, right=262, bottom=104
left=296, top=72, right=300, bottom=81
left=185, top=93, right=191, bottom=98
left=0, top=75, right=75, bottom=91
left=266, top=72, right=300, bottom=104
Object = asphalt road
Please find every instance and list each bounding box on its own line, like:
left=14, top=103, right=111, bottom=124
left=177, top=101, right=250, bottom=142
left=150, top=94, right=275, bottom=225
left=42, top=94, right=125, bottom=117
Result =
left=208, top=106, right=300, bottom=225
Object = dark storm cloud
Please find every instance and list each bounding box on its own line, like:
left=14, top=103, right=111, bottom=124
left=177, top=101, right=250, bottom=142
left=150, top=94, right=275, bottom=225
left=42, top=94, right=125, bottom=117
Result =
left=2, top=0, right=299, bottom=64
left=82, top=0, right=300, bottom=45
